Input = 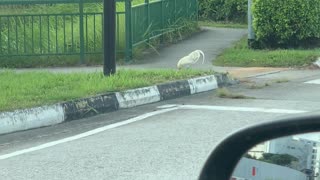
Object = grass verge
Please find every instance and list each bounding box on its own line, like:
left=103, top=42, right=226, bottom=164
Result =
left=214, top=37, right=320, bottom=67
left=0, top=69, right=213, bottom=112
left=199, top=21, right=247, bottom=29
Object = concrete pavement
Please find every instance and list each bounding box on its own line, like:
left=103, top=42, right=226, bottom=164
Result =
left=124, top=27, right=246, bottom=70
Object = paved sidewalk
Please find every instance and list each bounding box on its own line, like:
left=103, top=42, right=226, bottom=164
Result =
left=1, top=26, right=287, bottom=78
left=123, top=27, right=247, bottom=70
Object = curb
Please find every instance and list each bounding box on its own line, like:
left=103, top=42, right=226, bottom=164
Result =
left=0, top=73, right=235, bottom=135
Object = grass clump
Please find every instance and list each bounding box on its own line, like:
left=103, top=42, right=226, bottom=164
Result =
left=243, top=79, right=287, bottom=90
left=214, top=37, right=320, bottom=67
left=216, top=87, right=255, bottom=99
left=273, top=78, right=290, bottom=83
left=199, top=21, right=247, bottom=29
left=0, top=69, right=212, bottom=112
left=247, top=83, right=270, bottom=89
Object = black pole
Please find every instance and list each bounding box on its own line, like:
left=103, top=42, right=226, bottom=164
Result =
left=248, top=0, right=255, bottom=48
left=103, top=0, right=116, bottom=76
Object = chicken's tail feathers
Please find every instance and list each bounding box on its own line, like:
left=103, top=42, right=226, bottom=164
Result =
left=198, top=50, right=205, bottom=64
left=177, top=60, right=182, bottom=69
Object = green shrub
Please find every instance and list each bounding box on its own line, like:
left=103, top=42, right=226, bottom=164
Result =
left=253, top=0, right=320, bottom=48
left=199, top=0, right=247, bottom=23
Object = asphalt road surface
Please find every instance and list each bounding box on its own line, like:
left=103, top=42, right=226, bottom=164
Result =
left=1, top=69, right=320, bottom=180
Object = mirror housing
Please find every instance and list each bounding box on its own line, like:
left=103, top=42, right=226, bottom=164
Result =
left=198, top=114, right=320, bottom=180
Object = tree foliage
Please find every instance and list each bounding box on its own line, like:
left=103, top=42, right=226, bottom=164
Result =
left=259, top=153, right=298, bottom=166
left=244, top=153, right=257, bottom=159
left=198, top=0, right=247, bottom=23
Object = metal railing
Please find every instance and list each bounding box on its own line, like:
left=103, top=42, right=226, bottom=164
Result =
left=0, top=0, right=198, bottom=64
left=131, top=0, right=198, bottom=45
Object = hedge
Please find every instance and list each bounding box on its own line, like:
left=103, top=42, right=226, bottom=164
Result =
left=253, top=0, right=320, bottom=48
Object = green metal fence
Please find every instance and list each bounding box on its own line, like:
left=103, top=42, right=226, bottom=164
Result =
left=0, top=0, right=198, bottom=64
left=131, top=0, right=197, bottom=46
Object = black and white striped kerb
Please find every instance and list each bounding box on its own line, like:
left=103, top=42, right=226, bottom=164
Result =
left=0, top=74, right=234, bottom=135
left=157, top=80, right=191, bottom=101
left=62, top=93, right=119, bottom=122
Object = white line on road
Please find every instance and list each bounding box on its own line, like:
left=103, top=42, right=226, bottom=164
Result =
left=158, top=104, right=307, bottom=114
left=178, top=105, right=307, bottom=114
left=305, top=79, right=320, bottom=84
left=0, top=107, right=178, bottom=160
left=0, top=104, right=308, bottom=160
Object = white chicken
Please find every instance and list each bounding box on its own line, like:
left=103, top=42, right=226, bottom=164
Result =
left=177, top=50, right=205, bottom=69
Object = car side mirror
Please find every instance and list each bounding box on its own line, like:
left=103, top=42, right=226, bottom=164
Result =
left=198, top=114, right=320, bottom=180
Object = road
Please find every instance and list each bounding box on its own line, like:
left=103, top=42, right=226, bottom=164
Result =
left=1, top=69, right=320, bottom=180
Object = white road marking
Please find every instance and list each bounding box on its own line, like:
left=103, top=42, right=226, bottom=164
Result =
left=0, top=107, right=178, bottom=160
left=0, top=104, right=308, bottom=160
left=161, top=104, right=307, bottom=114
left=157, top=104, right=179, bottom=109
left=305, top=79, right=320, bottom=84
